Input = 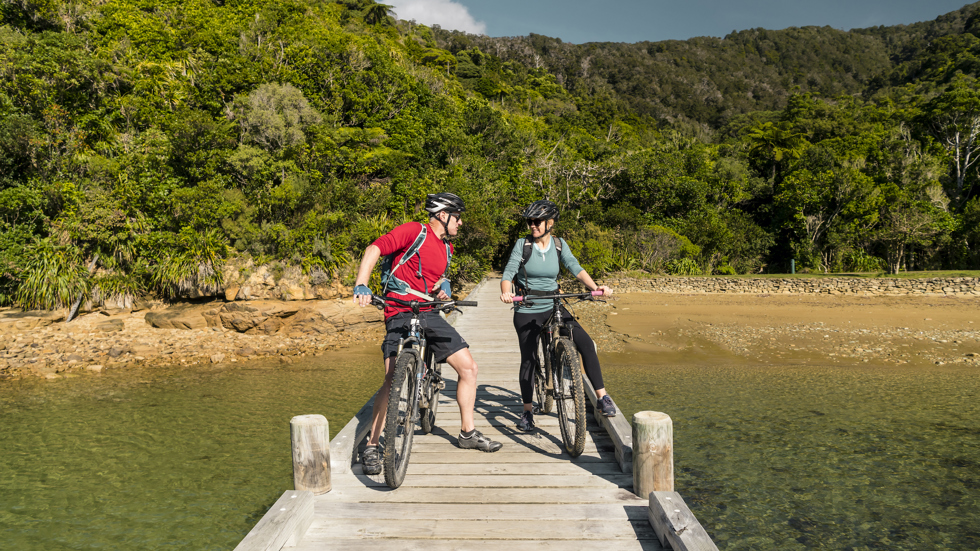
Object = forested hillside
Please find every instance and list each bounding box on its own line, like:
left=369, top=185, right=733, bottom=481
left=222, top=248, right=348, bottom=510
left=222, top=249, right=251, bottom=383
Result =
left=2, top=0, right=980, bottom=310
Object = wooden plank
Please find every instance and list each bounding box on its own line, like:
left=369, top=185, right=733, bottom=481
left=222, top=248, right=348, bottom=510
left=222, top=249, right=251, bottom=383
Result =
left=362, top=451, right=614, bottom=464
left=291, top=538, right=662, bottom=550
left=311, top=501, right=651, bottom=521
left=648, top=491, right=719, bottom=551
left=234, top=490, right=313, bottom=551
left=405, top=441, right=603, bottom=455
left=404, top=461, right=626, bottom=476
left=300, top=518, right=658, bottom=540
left=330, top=473, right=635, bottom=489
left=317, top=485, right=647, bottom=504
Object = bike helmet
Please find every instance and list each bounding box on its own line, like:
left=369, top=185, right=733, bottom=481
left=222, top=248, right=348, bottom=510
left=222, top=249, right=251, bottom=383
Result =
left=521, top=199, right=559, bottom=222
left=425, top=192, right=465, bottom=215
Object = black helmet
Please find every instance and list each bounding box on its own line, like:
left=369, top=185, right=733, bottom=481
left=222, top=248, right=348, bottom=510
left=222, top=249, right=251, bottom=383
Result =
left=521, top=199, right=559, bottom=221
left=425, top=192, right=465, bottom=215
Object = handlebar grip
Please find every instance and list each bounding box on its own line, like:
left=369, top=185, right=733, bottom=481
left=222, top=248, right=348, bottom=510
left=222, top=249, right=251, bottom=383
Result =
left=591, top=290, right=605, bottom=296
left=455, top=301, right=478, bottom=307
left=511, top=296, right=524, bottom=303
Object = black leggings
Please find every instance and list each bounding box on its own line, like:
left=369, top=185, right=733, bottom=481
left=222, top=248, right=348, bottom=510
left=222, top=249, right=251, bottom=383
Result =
left=513, top=307, right=604, bottom=405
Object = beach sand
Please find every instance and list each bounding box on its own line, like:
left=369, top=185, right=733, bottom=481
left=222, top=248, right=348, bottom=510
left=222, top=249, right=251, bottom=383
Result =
left=575, top=293, right=980, bottom=368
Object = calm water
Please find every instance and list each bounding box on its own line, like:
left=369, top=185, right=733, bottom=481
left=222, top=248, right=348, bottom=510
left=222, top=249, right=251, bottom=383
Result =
left=603, top=355, right=980, bottom=550
left=0, top=347, right=381, bottom=550
left=3, top=346, right=979, bottom=550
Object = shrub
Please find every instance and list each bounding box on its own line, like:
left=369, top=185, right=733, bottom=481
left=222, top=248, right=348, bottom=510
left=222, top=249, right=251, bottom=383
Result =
left=15, top=238, right=91, bottom=310
left=665, top=257, right=702, bottom=275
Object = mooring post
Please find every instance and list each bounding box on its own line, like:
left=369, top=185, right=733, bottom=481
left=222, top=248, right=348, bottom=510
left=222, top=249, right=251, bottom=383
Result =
left=290, top=414, right=331, bottom=495
left=633, top=411, right=673, bottom=498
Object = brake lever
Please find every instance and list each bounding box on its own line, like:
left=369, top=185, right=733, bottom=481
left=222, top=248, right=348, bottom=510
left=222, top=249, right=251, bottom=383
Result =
left=441, top=305, right=462, bottom=315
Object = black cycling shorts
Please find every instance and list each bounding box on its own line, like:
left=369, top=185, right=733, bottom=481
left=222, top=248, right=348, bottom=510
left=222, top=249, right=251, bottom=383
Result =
left=381, top=311, right=469, bottom=363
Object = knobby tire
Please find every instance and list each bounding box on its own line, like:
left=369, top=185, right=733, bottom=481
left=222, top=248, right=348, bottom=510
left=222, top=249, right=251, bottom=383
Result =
left=554, top=337, right=586, bottom=457
left=383, top=350, right=421, bottom=489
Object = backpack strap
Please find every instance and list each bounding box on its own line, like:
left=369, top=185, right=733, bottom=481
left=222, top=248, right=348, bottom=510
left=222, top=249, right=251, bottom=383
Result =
left=382, top=223, right=427, bottom=296
left=401, top=223, right=428, bottom=274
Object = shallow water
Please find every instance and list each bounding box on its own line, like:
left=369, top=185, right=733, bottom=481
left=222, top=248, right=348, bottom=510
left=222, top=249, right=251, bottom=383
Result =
left=4, top=344, right=979, bottom=550
left=602, top=354, right=980, bottom=550
left=0, top=347, right=381, bottom=550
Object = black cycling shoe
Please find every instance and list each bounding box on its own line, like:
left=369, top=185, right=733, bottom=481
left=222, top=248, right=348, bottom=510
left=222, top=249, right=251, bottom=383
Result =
left=599, top=395, right=617, bottom=417
left=361, top=446, right=381, bottom=475
left=516, top=410, right=535, bottom=432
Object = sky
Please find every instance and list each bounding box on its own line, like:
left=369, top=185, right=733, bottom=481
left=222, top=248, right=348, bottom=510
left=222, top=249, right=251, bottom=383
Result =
left=387, top=0, right=975, bottom=44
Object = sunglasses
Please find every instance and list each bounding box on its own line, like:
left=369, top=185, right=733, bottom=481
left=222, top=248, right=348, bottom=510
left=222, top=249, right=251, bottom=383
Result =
left=526, top=219, right=547, bottom=227
left=449, top=213, right=462, bottom=222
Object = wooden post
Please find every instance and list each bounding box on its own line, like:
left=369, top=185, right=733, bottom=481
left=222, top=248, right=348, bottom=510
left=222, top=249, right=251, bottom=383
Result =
left=290, top=414, right=331, bottom=495
left=633, top=411, right=673, bottom=498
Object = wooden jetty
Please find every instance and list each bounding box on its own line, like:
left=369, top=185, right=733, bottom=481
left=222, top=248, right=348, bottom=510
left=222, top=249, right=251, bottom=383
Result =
left=237, top=278, right=718, bottom=551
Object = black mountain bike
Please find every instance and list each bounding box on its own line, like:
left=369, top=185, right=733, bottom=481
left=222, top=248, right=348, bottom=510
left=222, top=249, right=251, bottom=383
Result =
left=513, top=290, right=604, bottom=457
left=371, top=294, right=477, bottom=489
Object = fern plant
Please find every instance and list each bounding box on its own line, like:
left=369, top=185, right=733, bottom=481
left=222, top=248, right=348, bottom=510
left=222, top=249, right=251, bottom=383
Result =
left=16, top=239, right=91, bottom=310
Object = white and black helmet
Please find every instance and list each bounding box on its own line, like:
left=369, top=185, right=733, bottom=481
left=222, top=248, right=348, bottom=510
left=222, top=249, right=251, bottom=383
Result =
left=425, top=192, right=465, bottom=215
left=521, top=199, right=559, bottom=221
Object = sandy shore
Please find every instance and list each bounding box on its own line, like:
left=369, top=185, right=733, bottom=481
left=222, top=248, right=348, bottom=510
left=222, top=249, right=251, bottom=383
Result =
left=576, top=293, right=980, bottom=368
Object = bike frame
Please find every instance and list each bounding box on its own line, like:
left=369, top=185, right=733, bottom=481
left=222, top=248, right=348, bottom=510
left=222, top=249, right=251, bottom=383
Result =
left=513, top=291, right=604, bottom=398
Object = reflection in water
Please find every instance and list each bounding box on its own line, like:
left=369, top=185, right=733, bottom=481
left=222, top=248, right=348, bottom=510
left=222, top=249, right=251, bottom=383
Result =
left=603, top=353, right=980, bottom=550
left=0, top=347, right=381, bottom=550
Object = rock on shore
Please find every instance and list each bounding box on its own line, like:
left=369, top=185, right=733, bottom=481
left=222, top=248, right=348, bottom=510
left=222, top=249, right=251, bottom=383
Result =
left=0, top=299, right=384, bottom=380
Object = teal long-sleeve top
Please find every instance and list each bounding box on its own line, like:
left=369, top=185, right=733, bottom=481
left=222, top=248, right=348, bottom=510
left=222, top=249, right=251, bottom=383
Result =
left=501, top=237, right=584, bottom=313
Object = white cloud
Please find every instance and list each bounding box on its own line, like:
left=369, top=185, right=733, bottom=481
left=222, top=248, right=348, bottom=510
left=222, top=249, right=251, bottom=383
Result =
left=389, top=0, right=488, bottom=35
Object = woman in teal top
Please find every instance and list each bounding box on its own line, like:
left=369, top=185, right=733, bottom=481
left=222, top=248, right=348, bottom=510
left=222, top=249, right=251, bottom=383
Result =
left=499, top=199, right=617, bottom=432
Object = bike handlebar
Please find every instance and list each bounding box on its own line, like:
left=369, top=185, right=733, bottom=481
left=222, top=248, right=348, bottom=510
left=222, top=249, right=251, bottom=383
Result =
left=371, top=295, right=478, bottom=309
left=512, top=290, right=604, bottom=303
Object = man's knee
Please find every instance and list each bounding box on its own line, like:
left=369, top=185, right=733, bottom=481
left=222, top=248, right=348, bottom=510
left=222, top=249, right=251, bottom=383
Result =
left=458, top=357, right=478, bottom=380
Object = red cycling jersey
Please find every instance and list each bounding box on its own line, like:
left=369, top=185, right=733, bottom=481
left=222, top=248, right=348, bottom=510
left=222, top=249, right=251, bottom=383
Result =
left=373, top=221, right=454, bottom=318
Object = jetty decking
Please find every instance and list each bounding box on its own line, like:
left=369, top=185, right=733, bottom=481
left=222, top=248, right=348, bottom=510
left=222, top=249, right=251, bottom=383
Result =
left=237, top=279, right=716, bottom=551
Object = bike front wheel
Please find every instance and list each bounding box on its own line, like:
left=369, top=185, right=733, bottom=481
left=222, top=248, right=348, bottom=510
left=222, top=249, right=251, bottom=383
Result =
left=383, top=350, right=421, bottom=488
left=554, top=337, right=586, bottom=457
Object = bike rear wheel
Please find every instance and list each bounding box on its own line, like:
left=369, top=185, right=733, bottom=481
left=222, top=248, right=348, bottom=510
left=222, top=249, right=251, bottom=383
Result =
left=554, top=337, right=586, bottom=457
left=534, top=339, right=554, bottom=414
left=420, top=363, right=442, bottom=434
left=383, top=350, right=421, bottom=488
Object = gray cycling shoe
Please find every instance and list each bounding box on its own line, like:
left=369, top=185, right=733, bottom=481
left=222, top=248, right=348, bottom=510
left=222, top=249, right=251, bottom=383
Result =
left=516, top=410, right=535, bottom=432
left=457, top=430, right=502, bottom=452
left=361, top=446, right=382, bottom=475
left=599, top=395, right=617, bottom=417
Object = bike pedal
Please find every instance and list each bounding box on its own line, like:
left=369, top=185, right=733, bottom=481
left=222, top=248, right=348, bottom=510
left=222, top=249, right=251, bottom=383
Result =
left=436, top=381, right=446, bottom=390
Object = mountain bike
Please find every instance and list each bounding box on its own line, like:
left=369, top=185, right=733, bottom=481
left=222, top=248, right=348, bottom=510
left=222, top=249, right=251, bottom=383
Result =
left=370, top=294, right=478, bottom=489
left=513, top=290, right=604, bottom=457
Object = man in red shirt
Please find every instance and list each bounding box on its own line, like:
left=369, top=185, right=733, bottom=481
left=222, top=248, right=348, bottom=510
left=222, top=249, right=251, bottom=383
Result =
left=353, top=193, right=502, bottom=475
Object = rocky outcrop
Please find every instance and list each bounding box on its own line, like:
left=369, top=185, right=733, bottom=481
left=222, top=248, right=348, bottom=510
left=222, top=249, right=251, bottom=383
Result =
left=141, top=299, right=382, bottom=336
left=0, top=308, right=65, bottom=332
left=144, top=305, right=212, bottom=330
left=216, top=262, right=348, bottom=302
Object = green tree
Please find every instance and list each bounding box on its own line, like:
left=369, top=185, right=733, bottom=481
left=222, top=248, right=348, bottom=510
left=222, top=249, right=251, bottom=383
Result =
left=918, top=74, right=980, bottom=206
